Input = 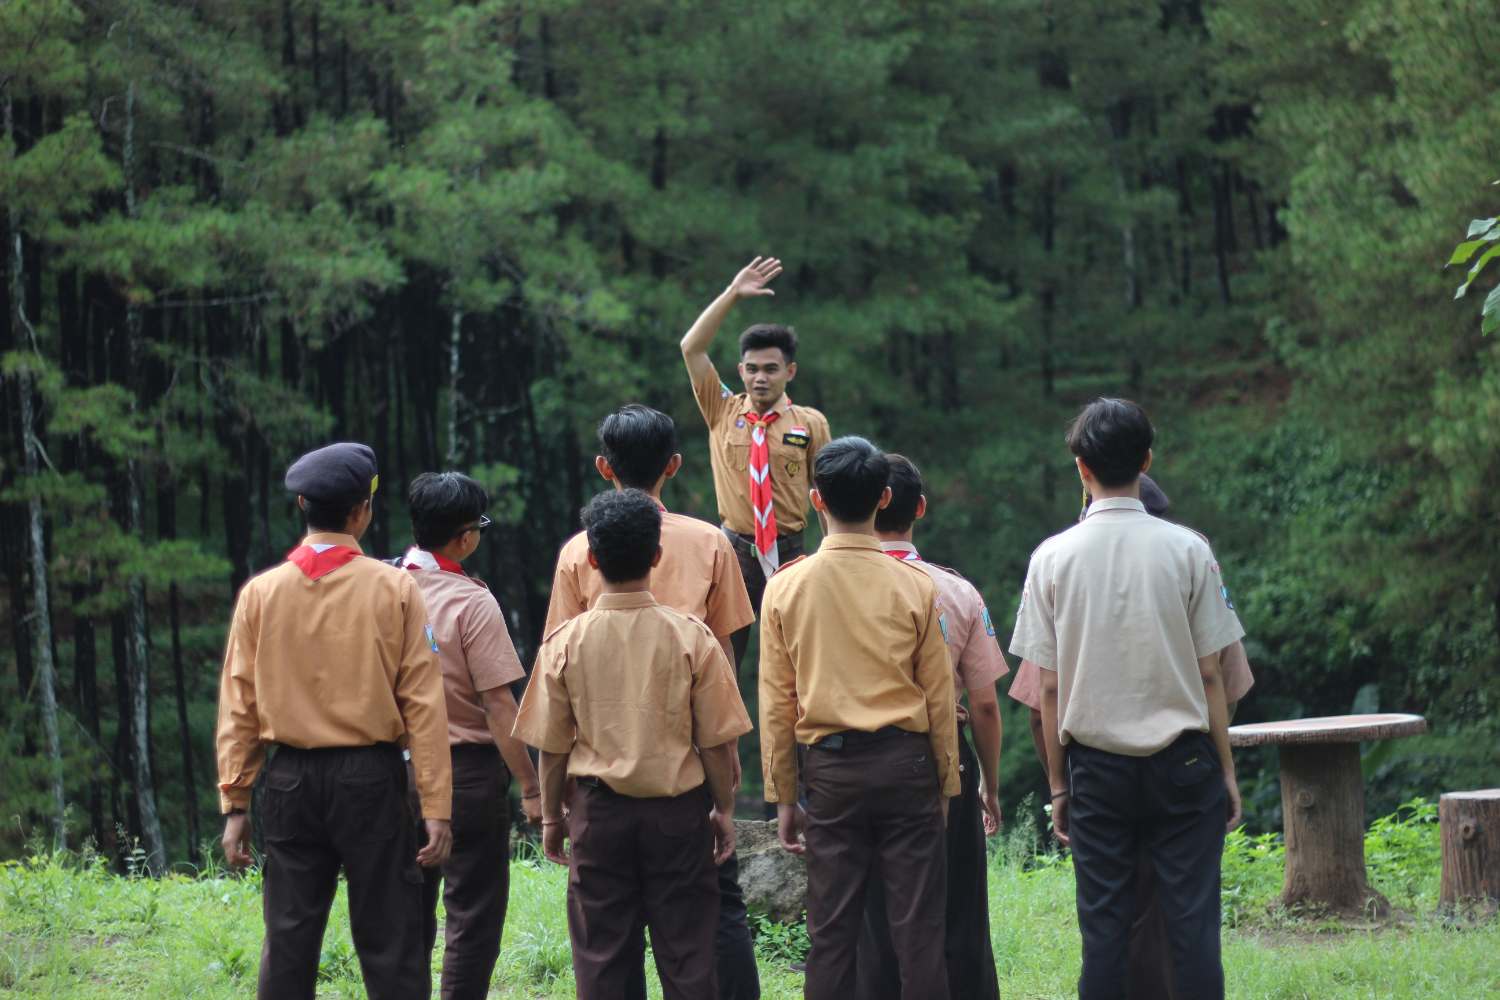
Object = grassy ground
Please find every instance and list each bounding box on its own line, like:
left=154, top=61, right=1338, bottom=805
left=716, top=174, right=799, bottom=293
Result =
left=1, top=803, right=1495, bottom=998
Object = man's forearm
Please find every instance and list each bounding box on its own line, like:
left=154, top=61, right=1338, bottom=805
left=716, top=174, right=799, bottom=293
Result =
left=969, top=698, right=1003, bottom=794
left=483, top=689, right=540, bottom=795
left=1026, top=708, right=1047, bottom=773
left=1039, top=675, right=1067, bottom=794
left=700, top=741, right=737, bottom=814
left=538, top=751, right=570, bottom=821
left=681, top=287, right=738, bottom=362
left=1200, top=652, right=1235, bottom=779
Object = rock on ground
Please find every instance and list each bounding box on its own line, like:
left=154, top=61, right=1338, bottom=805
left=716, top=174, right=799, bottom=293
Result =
left=734, top=818, right=807, bottom=923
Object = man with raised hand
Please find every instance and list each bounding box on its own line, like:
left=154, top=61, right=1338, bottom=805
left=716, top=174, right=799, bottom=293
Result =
left=681, top=257, right=832, bottom=674
left=759, top=436, right=958, bottom=1000
left=1010, top=400, right=1245, bottom=1000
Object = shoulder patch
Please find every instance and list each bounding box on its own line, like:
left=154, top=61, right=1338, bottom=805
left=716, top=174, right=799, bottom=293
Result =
left=938, top=611, right=950, bottom=644
left=424, top=624, right=440, bottom=654
left=981, top=606, right=995, bottom=637
left=719, top=382, right=734, bottom=399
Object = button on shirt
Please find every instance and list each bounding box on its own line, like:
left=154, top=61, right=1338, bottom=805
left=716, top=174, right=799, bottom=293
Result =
left=215, top=532, right=452, bottom=819
left=881, top=542, right=1011, bottom=697
left=544, top=508, right=755, bottom=638
left=758, top=534, right=959, bottom=804
left=690, top=366, right=831, bottom=536
left=403, top=550, right=527, bottom=746
left=1008, top=497, right=1246, bottom=756
left=513, top=591, right=752, bottom=798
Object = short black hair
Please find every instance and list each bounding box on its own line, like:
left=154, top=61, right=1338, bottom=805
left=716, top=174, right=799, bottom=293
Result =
left=874, top=454, right=923, bottom=533
left=408, top=472, right=489, bottom=549
left=582, top=488, right=661, bottom=583
left=813, top=436, right=890, bottom=523
left=303, top=497, right=369, bottom=533
left=598, top=405, right=678, bottom=490
left=738, top=324, right=797, bottom=363
left=1066, top=398, right=1155, bottom=488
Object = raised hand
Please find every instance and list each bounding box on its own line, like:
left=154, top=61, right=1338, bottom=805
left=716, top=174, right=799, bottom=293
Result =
left=728, top=256, right=783, bottom=300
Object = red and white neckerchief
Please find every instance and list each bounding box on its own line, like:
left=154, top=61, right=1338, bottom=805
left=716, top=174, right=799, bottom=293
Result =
left=287, top=542, right=360, bottom=580
left=885, top=547, right=922, bottom=562
left=743, top=410, right=781, bottom=578
left=402, top=546, right=465, bottom=576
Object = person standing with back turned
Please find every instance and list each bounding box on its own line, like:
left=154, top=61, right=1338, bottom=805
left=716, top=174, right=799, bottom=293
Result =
left=680, top=257, right=832, bottom=675
left=759, top=436, right=959, bottom=1000
left=1009, top=400, right=1245, bottom=1000
left=216, top=442, right=452, bottom=1000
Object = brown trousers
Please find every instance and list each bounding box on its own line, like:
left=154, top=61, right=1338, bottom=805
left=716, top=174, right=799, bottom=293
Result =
left=415, top=744, right=512, bottom=1000
left=567, top=780, right=720, bottom=999
left=802, top=731, right=949, bottom=1000
left=257, top=744, right=428, bottom=1000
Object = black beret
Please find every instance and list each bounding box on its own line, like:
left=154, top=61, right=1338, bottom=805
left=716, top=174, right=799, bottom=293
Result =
left=285, top=442, right=379, bottom=503
left=1139, top=473, right=1170, bottom=517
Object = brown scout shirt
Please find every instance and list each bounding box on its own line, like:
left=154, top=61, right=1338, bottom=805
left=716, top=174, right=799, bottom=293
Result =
left=758, top=534, right=960, bottom=804
left=544, top=506, right=755, bottom=638
left=215, top=532, right=452, bottom=819
left=403, top=548, right=527, bottom=746
left=513, top=591, right=752, bottom=798
left=691, top=365, right=832, bottom=536
left=881, top=541, right=1011, bottom=696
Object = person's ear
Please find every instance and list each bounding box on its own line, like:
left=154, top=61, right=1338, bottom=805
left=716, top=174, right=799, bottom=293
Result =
left=663, top=454, right=683, bottom=480
left=651, top=545, right=663, bottom=568
left=586, top=549, right=599, bottom=570
left=785, top=360, right=797, bottom=382
left=737, top=360, right=749, bottom=383
left=297, top=495, right=308, bottom=512
left=915, top=495, right=928, bottom=521
left=810, top=488, right=827, bottom=513
left=1075, top=456, right=1095, bottom=488
left=595, top=456, right=614, bottom=483
left=875, top=485, right=893, bottom=511
left=1141, top=448, right=1153, bottom=474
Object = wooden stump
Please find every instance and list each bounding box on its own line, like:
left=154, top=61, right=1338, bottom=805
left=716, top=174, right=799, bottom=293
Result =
left=1439, top=789, right=1500, bottom=916
left=1279, top=743, right=1388, bottom=916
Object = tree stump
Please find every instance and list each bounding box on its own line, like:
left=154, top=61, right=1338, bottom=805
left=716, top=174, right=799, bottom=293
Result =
left=1439, top=789, right=1500, bottom=916
left=1279, top=744, right=1388, bottom=916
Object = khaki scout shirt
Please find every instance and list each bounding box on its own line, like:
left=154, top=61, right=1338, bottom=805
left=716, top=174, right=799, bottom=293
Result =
left=691, top=365, right=831, bottom=536
left=544, top=506, right=755, bottom=638
left=881, top=542, right=1011, bottom=696
left=1008, top=497, right=1245, bottom=756
left=215, top=533, right=452, bottom=819
left=758, top=534, right=960, bottom=803
left=1007, top=641, right=1255, bottom=712
left=404, top=551, right=527, bottom=746
left=514, top=591, right=752, bottom=798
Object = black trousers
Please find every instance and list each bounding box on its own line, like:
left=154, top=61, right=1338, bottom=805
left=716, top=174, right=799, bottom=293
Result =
left=623, top=851, right=761, bottom=1000
left=857, top=728, right=999, bottom=1000
left=1068, top=732, right=1227, bottom=1000
left=803, top=731, right=949, bottom=1000
left=568, top=781, right=721, bottom=1000
left=725, top=529, right=804, bottom=674
left=417, top=744, right=511, bottom=1000
left=257, top=744, right=428, bottom=1000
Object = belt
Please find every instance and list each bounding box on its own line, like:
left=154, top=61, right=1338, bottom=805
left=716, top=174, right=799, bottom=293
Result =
left=805, top=726, right=926, bottom=752
left=723, top=527, right=801, bottom=550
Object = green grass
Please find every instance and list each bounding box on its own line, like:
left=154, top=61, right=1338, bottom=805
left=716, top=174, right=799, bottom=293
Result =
left=1, top=802, right=1495, bottom=999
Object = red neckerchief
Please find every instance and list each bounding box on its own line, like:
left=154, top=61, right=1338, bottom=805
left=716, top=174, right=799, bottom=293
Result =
left=287, top=544, right=361, bottom=580
left=885, top=548, right=921, bottom=562
left=744, top=410, right=781, bottom=568
left=403, top=547, right=466, bottom=576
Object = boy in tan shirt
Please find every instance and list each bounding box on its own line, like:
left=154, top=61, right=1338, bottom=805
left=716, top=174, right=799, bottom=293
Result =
left=515, top=489, right=751, bottom=1000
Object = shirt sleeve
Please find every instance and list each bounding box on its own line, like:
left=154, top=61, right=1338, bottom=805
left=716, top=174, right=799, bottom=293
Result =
left=757, top=582, right=801, bottom=804
left=461, top=589, right=526, bottom=692
left=953, top=584, right=1010, bottom=691
left=703, top=531, right=756, bottom=638
left=394, top=577, right=453, bottom=821
left=1006, top=659, right=1043, bottom=712
left=542, top=539, right=589, bottom=635
left=915, top=594, right=961, bottom=798
left=691, top=362, right=735, bottom=428
left=1221, top=639, right=1256, bottom=704
left=1187, top=546, right=1246, bottom=658
left=1008, top=554, right=1058, bottom=670
left=512, top=637, right=576, bottom=754
left=215, top=588, right=265, bottom=813
left=807, top=409, right=832, bottom=467
left=690, top=627, right=753, bottom=749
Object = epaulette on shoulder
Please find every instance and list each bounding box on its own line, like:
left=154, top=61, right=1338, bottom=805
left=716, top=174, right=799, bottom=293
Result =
left=539, top=618, right=575, bottom=646
left=772, top=554, right=808, bottom=575
left=927, top=561, right=965, bottom=580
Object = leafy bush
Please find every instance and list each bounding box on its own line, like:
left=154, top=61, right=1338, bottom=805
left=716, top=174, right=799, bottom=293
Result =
left=750, top=912, right=811, bottom=965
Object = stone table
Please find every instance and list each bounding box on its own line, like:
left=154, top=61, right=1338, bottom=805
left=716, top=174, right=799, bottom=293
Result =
left=1229, top=713, right=1427, bottom=915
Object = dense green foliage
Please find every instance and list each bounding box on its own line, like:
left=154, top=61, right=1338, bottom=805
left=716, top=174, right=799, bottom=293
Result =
left=1, top=0, right=1497, bottom=863
left=3, top=803, right=1494, bottom=998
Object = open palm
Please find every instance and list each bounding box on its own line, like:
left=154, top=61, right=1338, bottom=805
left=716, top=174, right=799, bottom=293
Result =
left=730, top=256, right=783, bottom=298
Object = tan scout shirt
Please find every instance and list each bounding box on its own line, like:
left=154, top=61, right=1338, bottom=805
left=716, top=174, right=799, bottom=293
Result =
left=215, top=533, right=452, bottom=819
left=758, top=534, right=960, bottom=804
left=1008, top=497, right=1245, bottom=756
left=881, top=542, right=1011, bottom=696
left=691, top=365, right=831, bottom=536
left=404, top=552, right=527, bottom=746
left=513, top=591, right=752, bottom=798
left=544, top=507, right=754, bottom=638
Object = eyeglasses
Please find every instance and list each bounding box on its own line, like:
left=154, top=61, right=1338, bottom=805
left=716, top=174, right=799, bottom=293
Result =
left=457, top=514, right=492, bottom=539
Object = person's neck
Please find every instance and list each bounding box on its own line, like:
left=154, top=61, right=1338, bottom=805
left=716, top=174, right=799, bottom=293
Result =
left=874, top=529, right=914, bottom=544
left=427, top=541, right=467, bottom=566
left=600, top=575, right=651, bottom=595
left=1087, top=478, right=1142, bottom=502
left=750, top=394, right=781, bottom=415
left=612, top=479, right=664, bottom=503
left=824, top=514, right=878, bottom=537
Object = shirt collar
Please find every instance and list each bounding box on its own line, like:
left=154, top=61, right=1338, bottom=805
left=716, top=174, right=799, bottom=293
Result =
left=302, top=531, right=363, bottom=554
left=1085, top=497, right=1147, bottom=518
left=819, top=534, right=883, bottom=552
left=402, top=546, right=466, bottom=575
left=594, top=591, right=658, bottom=610
left=879, top=540, right=920, bottom=558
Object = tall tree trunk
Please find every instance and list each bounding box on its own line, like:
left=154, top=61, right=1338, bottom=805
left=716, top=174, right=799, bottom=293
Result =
left=157, top=472, right=200, bottom=864
left=446, top=308, right=463, bottom=466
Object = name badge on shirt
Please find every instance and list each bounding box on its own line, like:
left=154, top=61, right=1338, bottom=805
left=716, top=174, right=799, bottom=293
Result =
left=783, top=427, right=811, bottom=449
